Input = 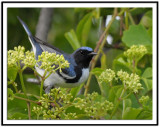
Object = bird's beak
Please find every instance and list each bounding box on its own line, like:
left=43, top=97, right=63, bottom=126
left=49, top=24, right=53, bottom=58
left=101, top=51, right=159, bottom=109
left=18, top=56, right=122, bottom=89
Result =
left=88, top=52, right=97, bottom=56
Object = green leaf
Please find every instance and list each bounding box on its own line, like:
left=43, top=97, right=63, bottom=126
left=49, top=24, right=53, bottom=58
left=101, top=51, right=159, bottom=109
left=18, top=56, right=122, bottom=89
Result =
left=65, top=29, right=81, bottom=50
left=141, top=78, right=152, bottom=91
left=91, top=67, right=104, bottom=77
left=130, top=8, right=151, bottom=16
left=147, top=27, right=152, bottom=39
left=122, top=107, right=142, bottom=119
left=142, top=67, right=152, bottom=78
left=122, top=24, right=152, bottom=47
left=7, top=67, right=18, bottom=81
left=106, top=49, right=123, bottom=68
left=122, top=99, right=132, bottom=117
left=7, top=88, right=14, bottom=100
left=70, top=84, right=83, bottom=101
left=8, top=93, right=28, bottom=119
left=76, top=12, right=93, bottom=46
left=137, top=110, right=152, bottom=120
left=113, top=57, right=132, bottom=73
left=8, top=112, right=28, bottom=120
left=108, top=85, right=122, bottom=102
left=101, top=51, right=107, bottom=69
left=140, top=10, right=152, bottom=28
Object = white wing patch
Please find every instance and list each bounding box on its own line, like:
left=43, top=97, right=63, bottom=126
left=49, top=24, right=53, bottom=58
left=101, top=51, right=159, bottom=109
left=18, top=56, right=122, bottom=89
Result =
left=60, top=71, right=76, bottom=79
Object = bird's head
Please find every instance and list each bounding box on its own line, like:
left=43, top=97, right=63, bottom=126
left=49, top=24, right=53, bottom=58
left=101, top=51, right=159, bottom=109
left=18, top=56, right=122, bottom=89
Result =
left=73, top=47, right=97, bottom=68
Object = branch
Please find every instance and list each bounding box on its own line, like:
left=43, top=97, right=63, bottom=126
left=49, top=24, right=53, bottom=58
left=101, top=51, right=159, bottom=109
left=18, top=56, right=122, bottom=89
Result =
left=84, top=8, right=118, bottom=96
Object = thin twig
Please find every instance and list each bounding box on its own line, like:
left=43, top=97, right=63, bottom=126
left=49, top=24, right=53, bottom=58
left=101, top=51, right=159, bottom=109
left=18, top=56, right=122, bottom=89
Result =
left=27, top=102, right=31, bottom=120
left=84, top=8, right=118, bottom=96
left=134, top=93, right=143, bottom=108
left=14, top=95, right=40, bottom=105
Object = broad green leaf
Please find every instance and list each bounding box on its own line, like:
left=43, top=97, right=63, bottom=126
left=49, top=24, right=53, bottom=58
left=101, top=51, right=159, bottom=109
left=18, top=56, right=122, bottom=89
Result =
left=7, top=67, right=18, bottom=81
left=76, top=12, right=93, bottom=46
left=66, top=106, right=85, bottom=114
left=129, top=93, right=141, bottom=108
left=122, top=99, right=132, bottom=117
left=137, top=110, right=152, bottom=120
left=92, top=8, right=100, bottom=19
left=147, top=27, right=152, bottom=39
left=108, top=85, right=122, bottom=102
left=7, top=88, right=14, bottom=100
left=122, top=107, right=142, bottom=119
left=101, top=51, right=107, bottom=69
left=142, top=67, right=152, bottom=78
left=105, top=49, right=123, bottom=68
left=130, top=8, right=151, bottom=16
left=141, top=78, right=152, bottom=91
left=140, top=10, right=152, bottom=28
left=113, top=57, right=132, bottom=73
left=8, top=112, right=28, bottom=120
left=145, top=45, right=152, bottom=54
left=8, top=93, right=38, bottom=120
left=8, top=93, right=28, bottom=119
left=97, top=81, right=110, bottom=99
left=65, top=29, right=81, bottom=50
left=91, top=67, right=104, bottom=77
left=122, top=24, right=152, bottom=47
left=23, top=74, right=41, bottom=96
left=70, top=84, right=83, bottom=101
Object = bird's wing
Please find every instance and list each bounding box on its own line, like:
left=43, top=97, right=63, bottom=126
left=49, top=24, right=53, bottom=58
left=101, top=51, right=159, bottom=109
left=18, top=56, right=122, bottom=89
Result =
left=34, top=37, right=64, bottom=55
left=60, top=64, right=76, bottom=79
left=56, top=56, right=76, bottom=79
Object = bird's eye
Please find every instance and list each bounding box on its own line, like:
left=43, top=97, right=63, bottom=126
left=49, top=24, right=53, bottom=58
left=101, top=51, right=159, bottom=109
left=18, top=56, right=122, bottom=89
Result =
left=80, top=50, right=84, bottom=55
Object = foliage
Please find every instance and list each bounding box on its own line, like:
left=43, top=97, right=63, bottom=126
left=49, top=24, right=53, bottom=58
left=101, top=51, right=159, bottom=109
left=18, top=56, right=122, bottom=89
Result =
left=7, top=8, right=152, bottom=120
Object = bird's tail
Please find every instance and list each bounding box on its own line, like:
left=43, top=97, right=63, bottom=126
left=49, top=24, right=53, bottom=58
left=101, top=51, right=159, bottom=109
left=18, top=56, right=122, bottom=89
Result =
left=17, top=16, right=33, bottom=37
left=17, top=16, right=41, bottom=57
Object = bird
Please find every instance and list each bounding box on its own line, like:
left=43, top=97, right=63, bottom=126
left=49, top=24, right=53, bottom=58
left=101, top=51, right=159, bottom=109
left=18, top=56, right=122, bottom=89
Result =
left=17, top=16, right=97, bottom=93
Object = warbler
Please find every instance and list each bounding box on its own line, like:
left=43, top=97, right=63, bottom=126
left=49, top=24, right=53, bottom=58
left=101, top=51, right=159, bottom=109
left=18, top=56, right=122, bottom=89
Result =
left=18, top=16, right=97, bottom=93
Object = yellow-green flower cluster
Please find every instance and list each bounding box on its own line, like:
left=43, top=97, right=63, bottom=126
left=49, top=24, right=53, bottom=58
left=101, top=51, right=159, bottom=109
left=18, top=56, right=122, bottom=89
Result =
left=64, top=113, right=77, bottom=120
left=124, top=45, right=147, bottom=60
left=74, top=92, right=114, bottom=118
left=98, top=69, right=115, bottom=84
left=139, top=95, right=149, bottom=105
left=32, top=106, right=43, bottom=119
left=38, top=52, right=70, bottom=73
left=117, top=70, right=143, bottom=93
left=34, top=88, right=74, bottom=120
left=22, top=51, right=36, bottom=68
left=33, top=88, right=113, bottom=120
left=8, top=46, right=25, bottom=68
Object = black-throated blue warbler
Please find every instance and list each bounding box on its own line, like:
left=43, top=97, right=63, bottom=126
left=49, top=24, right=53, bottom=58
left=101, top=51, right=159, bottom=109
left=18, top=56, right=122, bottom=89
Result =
left=17, top=16, right=97, bottom=93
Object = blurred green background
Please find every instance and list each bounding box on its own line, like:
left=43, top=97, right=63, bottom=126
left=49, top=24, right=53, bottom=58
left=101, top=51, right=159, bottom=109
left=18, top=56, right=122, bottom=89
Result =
left=7, top=8, right=99, bottom=53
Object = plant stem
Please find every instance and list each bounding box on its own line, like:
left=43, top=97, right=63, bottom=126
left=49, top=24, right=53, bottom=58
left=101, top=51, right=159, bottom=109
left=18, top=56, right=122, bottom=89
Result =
left=40, top=79, right=44, bottom=97
left=40, top=70, right=48, bottom=97
left=84, top=8, right=118, bottom=96
left=134, top=93, right=143, bottom=108
left=125, top=8, right=129, bottom=30
left=128, top=12, right=135, bottom=25
left=110, top=88, right=126, bottom=119
left=27, top=102, right=31, bottom=119
left=118, top=8, right=125, bottom=16
left=14, top=95, right=40, bottom=104
left=18, top=69, right=27, bottom=98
